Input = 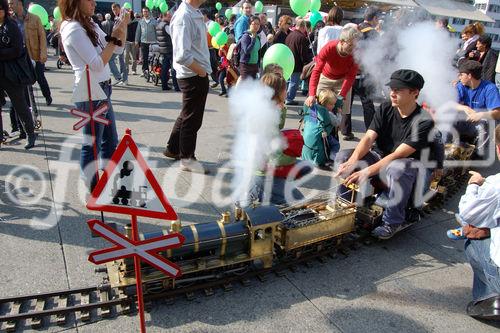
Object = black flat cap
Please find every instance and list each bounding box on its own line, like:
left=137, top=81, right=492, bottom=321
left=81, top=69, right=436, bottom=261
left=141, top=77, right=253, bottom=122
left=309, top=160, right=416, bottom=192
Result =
left=386, top=69, right=425, bottom=90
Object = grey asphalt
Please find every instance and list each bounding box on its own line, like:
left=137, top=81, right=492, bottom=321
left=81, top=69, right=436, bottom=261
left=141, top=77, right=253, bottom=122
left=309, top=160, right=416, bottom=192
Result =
left=1, top=55, right=499, bottom=333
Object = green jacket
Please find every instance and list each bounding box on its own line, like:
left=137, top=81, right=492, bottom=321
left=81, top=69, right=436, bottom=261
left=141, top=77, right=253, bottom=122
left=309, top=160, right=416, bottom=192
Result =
left=301, top=104, right=334, bottom=166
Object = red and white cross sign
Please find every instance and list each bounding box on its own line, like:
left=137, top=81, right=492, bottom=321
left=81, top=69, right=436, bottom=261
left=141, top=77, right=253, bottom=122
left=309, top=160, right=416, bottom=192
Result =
left=87, top=219, right=184, bottom=278
left=70, top=102, right=111, bottom=131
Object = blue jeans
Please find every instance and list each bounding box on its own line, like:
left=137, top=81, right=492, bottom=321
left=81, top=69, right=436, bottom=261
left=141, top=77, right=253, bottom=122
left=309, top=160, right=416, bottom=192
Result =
left=465, top=238, right=500, bottom=302
left=161, top=54, right=179, bottom=91
left=248, top=175, right=304, bottom=206
left=76, top=82, right=118, bottom=189
left=109, top=53, right=127, bottom=82
left=286, top=72, right=301, bottom=102
left=335, top=149, right=418, bottom=225
left=218, top=69, right=227, bottom=94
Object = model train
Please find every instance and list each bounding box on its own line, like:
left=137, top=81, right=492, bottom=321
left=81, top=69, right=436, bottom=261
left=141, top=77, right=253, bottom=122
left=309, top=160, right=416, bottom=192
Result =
left=103, top=143, right=475, bottom=295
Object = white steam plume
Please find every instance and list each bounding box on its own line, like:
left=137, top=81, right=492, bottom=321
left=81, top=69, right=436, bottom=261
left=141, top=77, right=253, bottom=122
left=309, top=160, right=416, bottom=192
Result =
left=355, top=20, right=459, bottom=131
left=228, top=80, right=284, bottom=204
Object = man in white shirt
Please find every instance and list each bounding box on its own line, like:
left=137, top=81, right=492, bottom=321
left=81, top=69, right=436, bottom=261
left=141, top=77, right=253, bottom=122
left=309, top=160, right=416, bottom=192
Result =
left=163, top=0, right=211, bottom=174
left=461, top=124, right=500, bottom=320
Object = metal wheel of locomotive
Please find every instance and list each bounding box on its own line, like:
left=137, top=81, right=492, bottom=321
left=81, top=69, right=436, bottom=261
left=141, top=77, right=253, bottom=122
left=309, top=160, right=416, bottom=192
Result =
left=57, top=59, right=63, bottom=69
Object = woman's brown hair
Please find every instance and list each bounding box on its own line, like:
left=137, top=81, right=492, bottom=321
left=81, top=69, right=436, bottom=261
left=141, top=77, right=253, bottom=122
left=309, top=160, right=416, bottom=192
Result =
left=278, top=15, right=291, bottom=30
left=462, top=22, right=485, bottom=36
left=0, top=0, right=10, bottom=17
left=58, top=0, right=99, bottom=46
left=261, top=72, right=287, bottom=105
left=326, top=6, right=343, bottom=26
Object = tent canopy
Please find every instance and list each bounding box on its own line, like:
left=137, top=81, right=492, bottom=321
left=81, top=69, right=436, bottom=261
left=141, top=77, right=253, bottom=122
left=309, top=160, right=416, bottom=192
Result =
left=364, top=0, right=418, bottom=7
left=414, top=0, right=494, bottom=23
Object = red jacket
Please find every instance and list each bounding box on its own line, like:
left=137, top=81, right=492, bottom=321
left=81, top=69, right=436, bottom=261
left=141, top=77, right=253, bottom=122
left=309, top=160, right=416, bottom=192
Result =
left=309, top=40, right=358, bottom=98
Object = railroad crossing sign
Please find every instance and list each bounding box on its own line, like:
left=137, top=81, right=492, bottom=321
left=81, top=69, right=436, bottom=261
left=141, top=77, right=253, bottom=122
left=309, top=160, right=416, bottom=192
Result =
left=86, top=129, right=178, bottom=220
left=70, top=102, right=110, bottom=131
left=87, top=219, right=184, bottom=277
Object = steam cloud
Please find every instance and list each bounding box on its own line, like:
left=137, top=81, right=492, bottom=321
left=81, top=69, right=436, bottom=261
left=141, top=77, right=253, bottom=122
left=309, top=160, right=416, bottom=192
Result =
left=355, top=20, right=459, bottom=130
left=228, top=80, right=284, bottom=204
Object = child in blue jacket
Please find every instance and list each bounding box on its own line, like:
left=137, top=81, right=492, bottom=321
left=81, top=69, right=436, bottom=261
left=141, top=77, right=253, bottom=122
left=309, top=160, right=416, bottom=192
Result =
left=301, top=89, right=341, bottom=167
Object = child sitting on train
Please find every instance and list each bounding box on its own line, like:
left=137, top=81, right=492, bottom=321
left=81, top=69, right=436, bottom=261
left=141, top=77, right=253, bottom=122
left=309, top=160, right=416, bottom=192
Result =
left=301, top=89, right=341, bottom=169
left=246, top=70, right=311, bottom=205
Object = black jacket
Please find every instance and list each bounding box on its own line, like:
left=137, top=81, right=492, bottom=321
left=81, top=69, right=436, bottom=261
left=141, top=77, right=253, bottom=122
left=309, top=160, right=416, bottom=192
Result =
left=155, top=21, right=173, bottom=56
left=480, top=49, right=498, bottom=83
left=126, top=20, right=139, bottom=43
left=0, top=17, right=24, bottom=62
left=285, top=30, right=312, bottom=73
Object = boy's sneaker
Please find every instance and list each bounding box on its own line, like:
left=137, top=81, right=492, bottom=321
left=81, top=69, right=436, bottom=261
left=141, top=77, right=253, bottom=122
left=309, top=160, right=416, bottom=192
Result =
left=447, top=227, right=466, bottom=240
left=112, top=78, right=122, bottom=86
left=371, top=221, right=412, bottom=240
left=117, top=80, right=128, bottom=86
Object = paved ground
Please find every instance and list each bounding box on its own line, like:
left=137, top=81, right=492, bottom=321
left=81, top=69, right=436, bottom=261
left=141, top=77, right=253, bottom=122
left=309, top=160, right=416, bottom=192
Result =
left=1, top=55, right=500, bottom=333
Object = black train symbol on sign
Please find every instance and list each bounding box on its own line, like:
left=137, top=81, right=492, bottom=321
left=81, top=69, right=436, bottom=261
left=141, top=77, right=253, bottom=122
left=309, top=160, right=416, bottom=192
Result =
left=111, top=161, right=148, bottom=208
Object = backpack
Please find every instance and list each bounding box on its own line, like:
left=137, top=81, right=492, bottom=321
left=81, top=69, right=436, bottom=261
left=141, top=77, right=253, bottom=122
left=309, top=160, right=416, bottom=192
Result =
left=227, top=40, right=241, bottom=67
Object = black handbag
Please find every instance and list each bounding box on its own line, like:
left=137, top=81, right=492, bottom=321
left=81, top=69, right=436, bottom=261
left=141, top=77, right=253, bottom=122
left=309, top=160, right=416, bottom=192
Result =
left=4, top=51, right=36, bottom=86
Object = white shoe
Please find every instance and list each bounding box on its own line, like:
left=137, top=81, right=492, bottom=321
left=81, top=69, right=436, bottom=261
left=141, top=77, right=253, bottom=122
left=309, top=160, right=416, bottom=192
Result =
left=111, top=79, right=122, bottom=86
left=117, top=80, right=128, bottom=86
left=132, top=70, right=137, bottom=75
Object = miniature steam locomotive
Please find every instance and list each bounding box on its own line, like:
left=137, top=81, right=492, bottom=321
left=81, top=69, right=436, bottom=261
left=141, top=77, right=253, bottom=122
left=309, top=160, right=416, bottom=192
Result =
left=106, top=198, right=356, bottom=294
left=104, top=143, right=476, bottom=295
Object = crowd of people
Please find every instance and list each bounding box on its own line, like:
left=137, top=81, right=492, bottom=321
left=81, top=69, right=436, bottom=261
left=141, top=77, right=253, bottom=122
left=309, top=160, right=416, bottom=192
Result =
left=0, top=0, right=499, bottom=322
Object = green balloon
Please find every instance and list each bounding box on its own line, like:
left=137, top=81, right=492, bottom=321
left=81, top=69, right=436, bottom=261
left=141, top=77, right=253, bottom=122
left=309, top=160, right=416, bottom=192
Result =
left=255, top=1, right=263, bottom=13
left=214, top=31, right=228, bottom=47
left=310, top=0, right=321, bottom=12
left=53, top=6, right=61, bottom=21
left=145, top=0, right=154, bottom=10
left=263, top=44, right=295, bottom=80
left=225, top=8, right=232, bottom=20
left=208, top=21, right=221, bottom=36
left=159, top=2, right=168, bottom=13
left=289, top=0, right=310, bottom=17
left=216, top=2, right=222, bottom=11
left=309, top=11, right=322, bottom=29
left=28, top=4, right=49, bottom=26
left=123, top=2, right=132, bottom=10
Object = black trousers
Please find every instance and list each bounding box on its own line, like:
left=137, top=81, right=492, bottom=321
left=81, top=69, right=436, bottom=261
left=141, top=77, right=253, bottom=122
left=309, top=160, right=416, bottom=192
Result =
left=0, top=91, right=3, bottom=141
left=0, top=81, right=34, bottom=136
left=166, top=75, right=209, bottom=159
left=209, top=48, right=219, bottom=83
left=349, top=77, right=376, bottom=130
left=141, top=43, right=151, bottom=73
left=10, top=85, right=36, bottom=133
left=35, top=61, right=51, bottom=99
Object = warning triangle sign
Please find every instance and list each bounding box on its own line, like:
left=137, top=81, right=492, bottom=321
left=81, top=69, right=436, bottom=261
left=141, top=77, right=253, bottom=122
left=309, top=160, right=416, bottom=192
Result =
left=87, top=129, right=178, bottom=220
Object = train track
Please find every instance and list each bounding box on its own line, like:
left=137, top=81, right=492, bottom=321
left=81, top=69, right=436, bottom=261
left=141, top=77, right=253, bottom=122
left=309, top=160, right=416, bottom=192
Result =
left=0, top=174, right=468, bottom=331
left=0, top=236, right=357, bottom=332
left=0, top=284, right=132, bottom=332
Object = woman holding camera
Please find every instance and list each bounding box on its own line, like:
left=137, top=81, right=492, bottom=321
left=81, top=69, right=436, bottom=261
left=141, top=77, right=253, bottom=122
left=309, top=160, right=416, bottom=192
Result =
left=59, top=0, right=128, bottom=189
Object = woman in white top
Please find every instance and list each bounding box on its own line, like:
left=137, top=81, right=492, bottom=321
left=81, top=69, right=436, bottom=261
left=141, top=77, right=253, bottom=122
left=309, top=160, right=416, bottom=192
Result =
left=316, top=6, right=343, bottom=55
left=59, top=0, right=128, bottom=190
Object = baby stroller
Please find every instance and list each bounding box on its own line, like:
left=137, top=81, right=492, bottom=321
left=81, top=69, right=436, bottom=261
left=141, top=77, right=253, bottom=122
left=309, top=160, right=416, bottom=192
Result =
left=145, top=44, right=162, bottom=85
left=56, top=36, right=71, bottom=69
